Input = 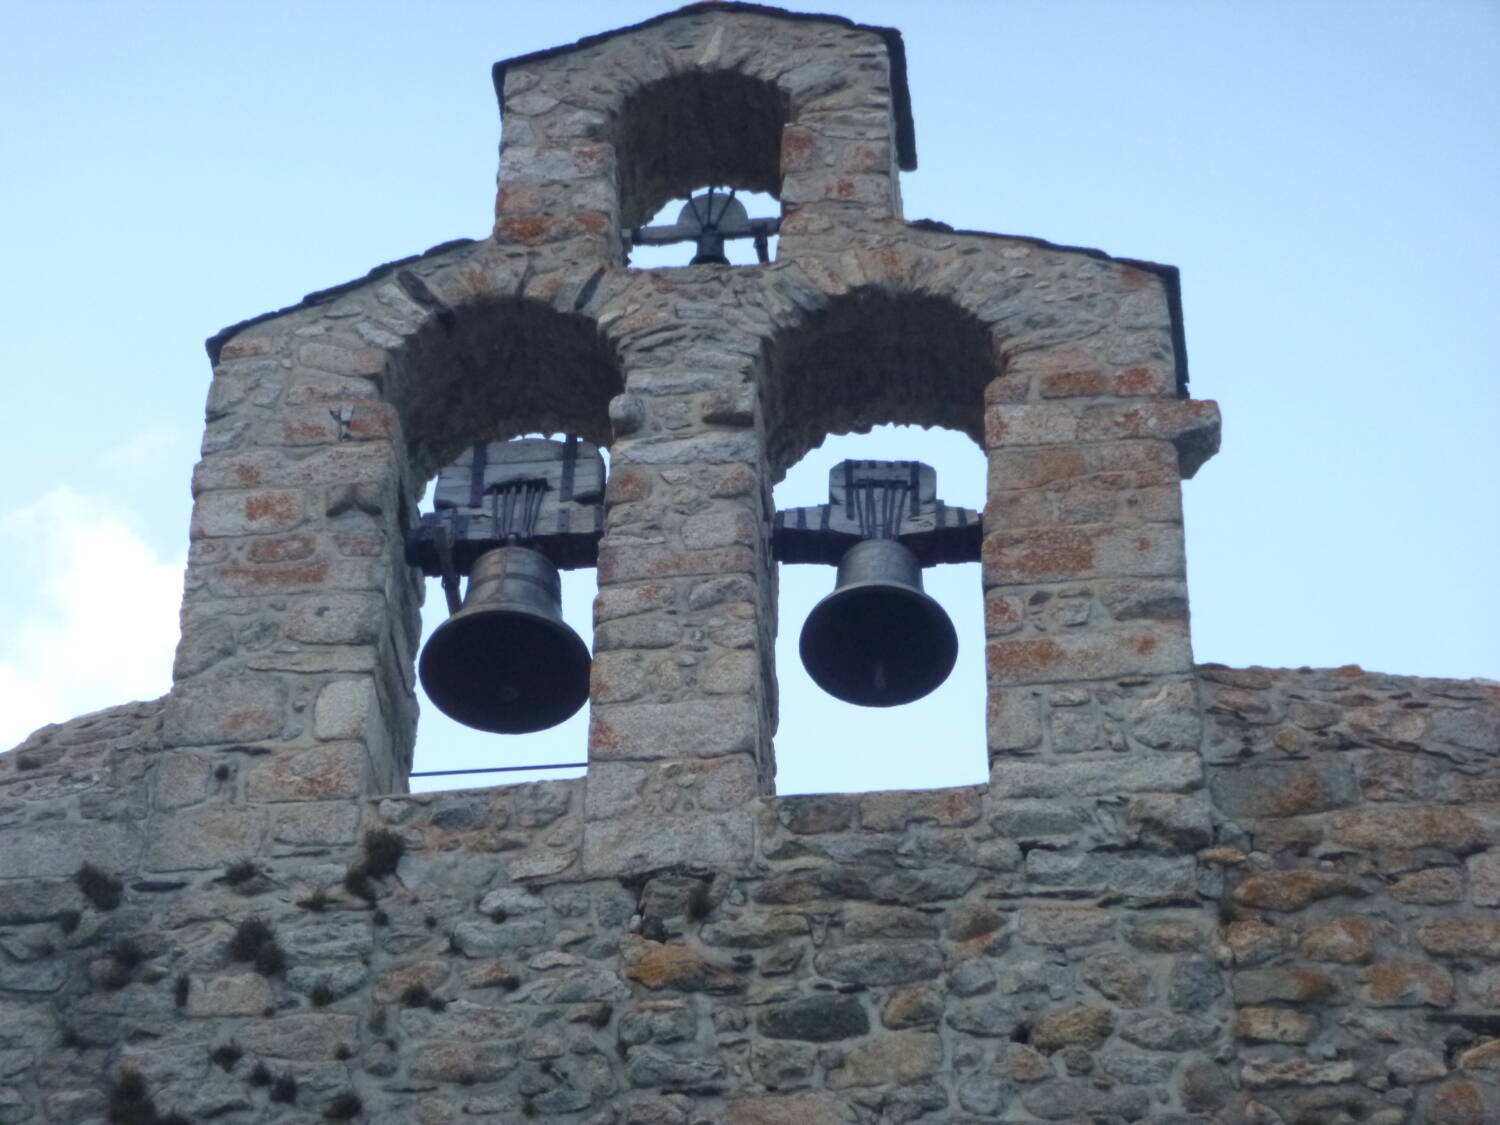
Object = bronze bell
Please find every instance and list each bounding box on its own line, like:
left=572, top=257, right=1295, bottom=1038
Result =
left=418, top=546, right=591, bottom=734
left=690, top=230, right=730, bottom=265
left=799, top=538, right=958, bottom=707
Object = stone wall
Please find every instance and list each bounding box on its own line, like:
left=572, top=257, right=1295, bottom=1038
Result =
left=1, top=6, right=1495, bottom=1124
left=2, top=668, right=1495, bottom=1122
left=1205, top=666, right=1500, bottom=1125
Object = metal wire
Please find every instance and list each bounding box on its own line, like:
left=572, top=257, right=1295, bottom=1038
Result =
left=410, top=762, right=587, bottom=778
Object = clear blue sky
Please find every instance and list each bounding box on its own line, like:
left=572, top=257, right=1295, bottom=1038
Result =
left=2, top=1, right=1496, bottom=795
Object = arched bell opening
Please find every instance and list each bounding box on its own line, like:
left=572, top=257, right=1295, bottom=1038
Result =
left=772, top=425, right=988, bottom=795
left=616, top=71, right=788, bottom=268
left=763, top=287, right=1002, bottom=793
left=408, top=434, right=609, bottom=794
left=387, top=298, right=623, bottom=792
left=762, top=286, right=1000, bottom=484
left=391, top=297, right=622, bottom=485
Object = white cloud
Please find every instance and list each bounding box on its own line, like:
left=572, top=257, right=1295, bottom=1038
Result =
left=0, top=488, right=183, bottom=751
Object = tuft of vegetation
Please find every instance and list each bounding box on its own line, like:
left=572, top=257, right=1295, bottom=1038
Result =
left=270, top=1073, right=298, bottom=1104
left=335, top=1043, right=353, bottom=1061
left=371, top=909, right=388, bottom=927
left=361, top=829, right=404, bottom=878
left=230, top=919, right=273, bottom=962
left=112, top=939, right=146, bottom=970
left=424, top=914, right=438, bottom=930
left=254, top=941, right=286, bottom=977
left=400, top=984, right=431, bottom=1009
left=297, top=889, right=330, bottom=913
left=15, top=753, right=41, bottom=771
left=100, top=939, right=146, bottom=991
left=247, top=1062, right=272, bottom=1087
left=77, top=864, right=123, bottom=911
left=173, top=974, right=191, bottom=1008
left=106, top=1064, right=192, bottom=1125
left=213, top=763, right=232, bottom=781
left=368, top=1008, right=387, bottom=1036
left=223, top=860, right=259, bottom=887
left=59, top=909, right=82, bottom=935
left=59, top=1026, right=83, bottom=1050
left=341, top=829, right=404, bottom=907
left=324, top=1091, right=363, bottom=1120
left=94, top=955, right=132, bottom=992
left=228, top=918, right=283, bottom=978
left=107, top=1070, right=154, bottom=1125
left=230, top=918, right=285, bottom=977
left=209, top=1043, right=242, bottom=1073
left=309, top=982, right=335, bottom=1008
left=427, top=994, right=447, bottom=1013
left=342, top=865, right=375, bottom=904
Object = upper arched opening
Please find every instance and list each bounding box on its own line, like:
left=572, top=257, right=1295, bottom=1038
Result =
left=763, top=286, right=1002, bottom=480
left=616, top=70, right=789, bottom=231
left=390, top=298, right=624, bottom=485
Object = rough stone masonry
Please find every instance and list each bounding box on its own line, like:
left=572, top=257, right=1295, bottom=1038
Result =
left=1, top=5, right=1496, bottom=1123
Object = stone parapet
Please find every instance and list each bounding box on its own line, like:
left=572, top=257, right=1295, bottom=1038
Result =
left=2, top=666, right=1496, bottom=1121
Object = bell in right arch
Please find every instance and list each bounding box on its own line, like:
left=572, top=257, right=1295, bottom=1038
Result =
left=799, top=538, right=958, bottom=707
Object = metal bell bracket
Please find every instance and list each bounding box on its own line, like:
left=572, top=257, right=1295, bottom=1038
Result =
left=772, top=459, right=982, bottom=567
left=405, top=435, right=606, bottom=577
left=629, top=186, right=780, bottom=265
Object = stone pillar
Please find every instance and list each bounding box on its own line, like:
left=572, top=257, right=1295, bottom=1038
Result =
left=978, top=378, right=1231, bottom=1112
left=157, top=266, right=440, bottom=870
left=581, top=319, right=772, bottom=877
left=982, top=394, right=1219, bottom=770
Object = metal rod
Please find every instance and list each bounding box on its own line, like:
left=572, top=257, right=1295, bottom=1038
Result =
left=433, top=525, right=463, bottom=615
left=409, top=762, right=588, bottom=778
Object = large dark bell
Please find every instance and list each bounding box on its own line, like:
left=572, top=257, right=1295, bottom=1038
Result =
left=419, top=546, right=591, bottom=734
left=799, top=539, right=958, bottom=707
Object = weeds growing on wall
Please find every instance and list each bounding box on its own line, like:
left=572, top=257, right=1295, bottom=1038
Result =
left=76, top=863, right=123, bottom=911
left=229, top=918, right=285, bottom=976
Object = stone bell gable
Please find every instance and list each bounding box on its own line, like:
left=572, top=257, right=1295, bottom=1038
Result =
left=1, top=5, right=1497, bottom=1123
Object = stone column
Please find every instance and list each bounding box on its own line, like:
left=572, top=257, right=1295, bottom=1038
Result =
left=982, top=395, right=1219, bottom=772
left=978, top=380, right=1232, bottom=1112
left=581, top=314, right=772, bottom=877
left=158, top=274, right=430, bottom=873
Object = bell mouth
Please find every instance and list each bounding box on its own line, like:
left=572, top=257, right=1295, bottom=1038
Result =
left=799, top=558, right=958, bottom=707
left=420, top=609, right=591, bottom=734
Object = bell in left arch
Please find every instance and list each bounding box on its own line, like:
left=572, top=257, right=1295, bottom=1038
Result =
left=418, top=545, right=591, bottom=734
